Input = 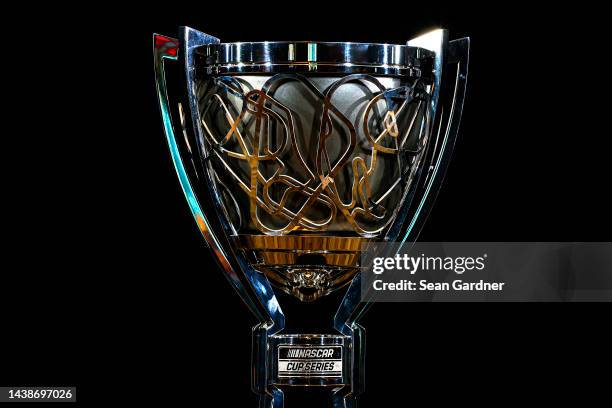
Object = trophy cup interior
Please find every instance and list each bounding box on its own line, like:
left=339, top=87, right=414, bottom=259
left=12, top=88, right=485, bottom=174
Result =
left=194, top=41, right=431, bottom=301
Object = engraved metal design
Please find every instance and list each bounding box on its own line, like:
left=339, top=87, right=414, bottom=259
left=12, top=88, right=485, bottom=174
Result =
left=199, top=74, right=429, bottom=237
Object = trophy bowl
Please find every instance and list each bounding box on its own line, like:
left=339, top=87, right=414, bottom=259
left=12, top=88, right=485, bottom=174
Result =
left=198, top=41, right=431, bottom=302
left=154, top=27, right=468, bottom=407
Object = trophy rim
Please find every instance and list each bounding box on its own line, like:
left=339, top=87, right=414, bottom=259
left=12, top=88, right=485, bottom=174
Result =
left=197, top=41, right=431, bottom=75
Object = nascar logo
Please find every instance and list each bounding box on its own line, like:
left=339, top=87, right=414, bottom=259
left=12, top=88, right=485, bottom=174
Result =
left=285, top=348, right=336, bottom=358
left=278, top=346, right=342, bottom=378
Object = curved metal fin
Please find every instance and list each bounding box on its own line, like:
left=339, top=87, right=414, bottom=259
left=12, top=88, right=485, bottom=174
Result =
left=153, top=34, right=227, bottom=255
left=400, top=35, right=470, bottom=245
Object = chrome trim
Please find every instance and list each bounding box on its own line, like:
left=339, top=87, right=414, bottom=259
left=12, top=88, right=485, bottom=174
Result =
left=198, top=41, right=431, bottom=75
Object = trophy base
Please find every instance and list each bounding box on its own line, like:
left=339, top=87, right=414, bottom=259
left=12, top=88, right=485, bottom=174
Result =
left=239, top=235, right=367, bottom=301
left=253, top=326, right=364, bottom=408
left=271, top=334, right=349, bottom=387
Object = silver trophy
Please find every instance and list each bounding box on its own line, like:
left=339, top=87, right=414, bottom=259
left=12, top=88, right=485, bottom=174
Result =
left=154, top=26, right=468, bottom=407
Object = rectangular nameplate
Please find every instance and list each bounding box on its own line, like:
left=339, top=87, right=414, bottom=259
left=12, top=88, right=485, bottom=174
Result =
left=277, top=345, right=342, bottom=378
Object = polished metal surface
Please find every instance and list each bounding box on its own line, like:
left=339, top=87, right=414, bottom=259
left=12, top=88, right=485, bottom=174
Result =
left=198, top=41, right=431, bottom=75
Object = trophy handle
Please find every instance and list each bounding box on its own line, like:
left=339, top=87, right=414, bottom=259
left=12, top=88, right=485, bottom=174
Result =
left=399, top=33, right=470, bottom=245
left=332, top=30, right=470, bottom=406
left=154, top=31, right=285, bottom=408
left=153, top=34, right=221, bottom=254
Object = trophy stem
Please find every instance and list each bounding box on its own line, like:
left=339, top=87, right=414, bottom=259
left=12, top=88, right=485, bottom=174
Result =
left=258, top=387, right=284, bottom=408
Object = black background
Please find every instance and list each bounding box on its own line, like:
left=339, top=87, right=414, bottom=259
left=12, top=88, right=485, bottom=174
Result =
left=2, top=2, right=611, bottom=406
